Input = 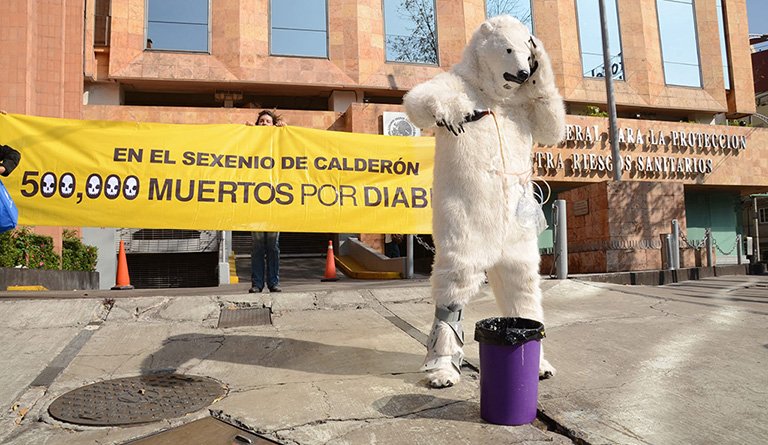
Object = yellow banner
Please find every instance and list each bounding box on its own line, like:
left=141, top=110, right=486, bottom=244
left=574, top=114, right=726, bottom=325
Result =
left=0, top=113, right=435, bottom=233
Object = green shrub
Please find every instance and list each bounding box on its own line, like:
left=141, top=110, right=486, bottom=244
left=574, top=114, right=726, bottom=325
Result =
left=726, top=119, right=751, bottom=127
left=0, top=228, right=98, bottom=271
left=0, top=231, right=14, bottom=267
left=585, top=105, right=609, bottom=117
left=0, top=227, right=61, bottom=269
left=62, top=230, right=98, bottom=272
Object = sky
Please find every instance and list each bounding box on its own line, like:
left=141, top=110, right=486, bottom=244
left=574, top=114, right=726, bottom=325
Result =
left=747, top=0, right=768, bottom=35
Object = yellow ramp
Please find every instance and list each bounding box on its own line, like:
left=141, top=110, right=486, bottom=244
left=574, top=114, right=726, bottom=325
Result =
left=336, top=255, right=402, bottom=280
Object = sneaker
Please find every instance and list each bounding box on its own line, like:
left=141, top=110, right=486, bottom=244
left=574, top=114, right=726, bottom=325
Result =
left=268, top=286, right=282, bottom=293
left=248, top=287, right=262, bottom=293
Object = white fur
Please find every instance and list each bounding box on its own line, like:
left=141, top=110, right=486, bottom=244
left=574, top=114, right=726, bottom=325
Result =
left=404, top=15, right=565, bottom=388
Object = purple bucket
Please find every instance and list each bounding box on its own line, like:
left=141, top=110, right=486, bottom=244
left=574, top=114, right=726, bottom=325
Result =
left=474, top=317, right=545, bottom=426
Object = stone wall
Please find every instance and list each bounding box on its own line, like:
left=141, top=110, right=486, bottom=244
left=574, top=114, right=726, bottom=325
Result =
left=0, top=268, right=100, bottom=291
left=560, top=181, right=687, bottom=273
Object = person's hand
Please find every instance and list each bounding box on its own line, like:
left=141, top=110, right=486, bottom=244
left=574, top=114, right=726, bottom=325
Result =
left=0, top=110, right=7, bottom=115
left=275, top=120, right=286, bottom=127
left=245, top=121, right=254, bottom=126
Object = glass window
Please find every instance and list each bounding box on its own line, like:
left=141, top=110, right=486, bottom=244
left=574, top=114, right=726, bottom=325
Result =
left=146, top=0, right=209, bottom=52
left=486, top=0, right=533, bottom=32
left=657, top=0, right=702, bottom=87
left=715, top=0, right=731, bottom=89
left=576, top=0, right=624, bottom=80
left=759, top=208, right=768, bottom=224
left=384, top=0, right=438, bottom=65
left=270, top=0, right=328, bottom=58
left=94, top=0, right=110, bottom=47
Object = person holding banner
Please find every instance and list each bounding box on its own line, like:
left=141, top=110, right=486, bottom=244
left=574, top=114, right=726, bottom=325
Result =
left=0, top=143, right=21, bottom=233
left=245, top=109, right=286, bottom=128
left=249, top=110, right=283, bottom=293
left=385, top=234, right=403, bottom=258
left=0, top=144, right=21, bottom=177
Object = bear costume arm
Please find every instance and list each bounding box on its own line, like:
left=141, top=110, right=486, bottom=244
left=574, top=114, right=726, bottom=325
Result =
left=526, top=94, right=566, bottom=146
left=403, top=72, right=475, bottom=131
left=520, top=36, right=566, bottom=146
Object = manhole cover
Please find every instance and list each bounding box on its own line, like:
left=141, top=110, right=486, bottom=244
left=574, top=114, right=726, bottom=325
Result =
left=218, top=307, right=272, bottom=328
left=48, top=374, right=226, bottom=426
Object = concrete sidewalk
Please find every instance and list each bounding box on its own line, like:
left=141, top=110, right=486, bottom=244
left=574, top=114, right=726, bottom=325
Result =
left=0, top=275, right=766, bottom=444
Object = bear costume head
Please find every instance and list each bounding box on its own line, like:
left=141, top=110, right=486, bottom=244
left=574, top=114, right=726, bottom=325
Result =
left=454, top=15, right=541, bottom=102
left=403, top=14, right=562, bottom=138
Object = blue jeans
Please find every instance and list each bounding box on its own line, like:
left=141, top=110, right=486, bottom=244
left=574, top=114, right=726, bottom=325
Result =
left=385, top=242, right=401, bottom=258
left=251, top=232, right=280, bottom=289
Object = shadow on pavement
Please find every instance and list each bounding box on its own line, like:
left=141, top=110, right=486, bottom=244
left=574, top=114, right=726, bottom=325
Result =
left=140, top=333, right=424, bottom=378
left=373, top=394, right=482, bottom=423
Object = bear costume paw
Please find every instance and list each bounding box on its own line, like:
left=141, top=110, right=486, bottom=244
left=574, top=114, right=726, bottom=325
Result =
left=432, top=95, right=475, bottom=136
left=427, top=366, right=461, bottom=388
left=540, top=357, right=556, bottom=379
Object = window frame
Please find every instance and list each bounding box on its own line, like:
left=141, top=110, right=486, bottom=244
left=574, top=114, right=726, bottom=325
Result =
left=715, top=0, right=732, bottom=90
left=269, top=0, right=330, bottom=59
left=382, top=0, right=440, bottom=66
left=144, top=0, right=211, bottom=53
left=94, top=0, right=112, bottom=47
left=574, top=0, right=626, bottom=82
left=759, top=208, right=768, bottom=224
left=655, top=0, right=703, bottom=88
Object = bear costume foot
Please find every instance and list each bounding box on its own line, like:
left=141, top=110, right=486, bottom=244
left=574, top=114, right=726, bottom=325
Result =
left=427, top=366, right=461, bottom=388
left=539, top=357, right=556, bottom=379
left=422, top=308, right=465, bottom=388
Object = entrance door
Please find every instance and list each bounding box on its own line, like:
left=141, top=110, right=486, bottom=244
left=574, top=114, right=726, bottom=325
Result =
left=684, top=190, right=741, bottom=264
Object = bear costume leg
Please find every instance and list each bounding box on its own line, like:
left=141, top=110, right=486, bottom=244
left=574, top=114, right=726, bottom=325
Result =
left=486, top=236, right=556, bottom=378
left=424, top=252, right=487, bottom=388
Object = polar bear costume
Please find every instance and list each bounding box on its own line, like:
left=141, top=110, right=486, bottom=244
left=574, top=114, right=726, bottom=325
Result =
left=404, top=15, right=565, bottom=388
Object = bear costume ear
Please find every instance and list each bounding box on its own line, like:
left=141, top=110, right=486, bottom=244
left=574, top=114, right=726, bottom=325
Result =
left=480, top=21, right=494, bottom=35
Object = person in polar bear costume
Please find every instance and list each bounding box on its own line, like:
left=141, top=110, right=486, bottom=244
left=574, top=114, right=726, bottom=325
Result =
left=403, top=15, right=565, bottom=388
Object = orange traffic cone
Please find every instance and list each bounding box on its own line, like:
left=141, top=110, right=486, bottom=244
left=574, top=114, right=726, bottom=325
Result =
left=321, top=240, right=339, bottom=282
left=111, top=240, right=134, bottom=290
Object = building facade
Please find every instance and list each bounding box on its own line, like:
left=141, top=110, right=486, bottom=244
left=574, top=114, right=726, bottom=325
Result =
left=1, top=0, right=766, bottom=285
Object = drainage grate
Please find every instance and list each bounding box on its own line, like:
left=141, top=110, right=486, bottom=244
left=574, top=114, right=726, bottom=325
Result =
left=218, top=307, right=272, bottom=328
left=124, top=416, right=281, bottom=444
left=48, top=374, right=226, bottom=426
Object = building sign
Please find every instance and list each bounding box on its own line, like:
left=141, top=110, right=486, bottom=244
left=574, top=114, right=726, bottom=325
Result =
left=383, top=112, right=420, bottom=137
left=534, top=122, right=748, bottom=177
left=573, top=199, right=589, bottom=216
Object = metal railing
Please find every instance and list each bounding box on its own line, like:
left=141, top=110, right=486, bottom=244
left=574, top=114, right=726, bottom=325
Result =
left=117, top=228, right=219, bottom=254
left=677, top=228, right=745, bottom=267
left=750, top=113, right=768, bottom=127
